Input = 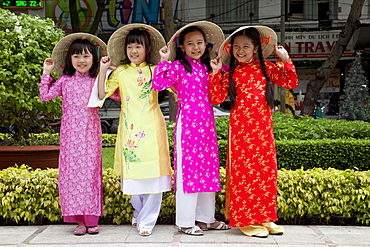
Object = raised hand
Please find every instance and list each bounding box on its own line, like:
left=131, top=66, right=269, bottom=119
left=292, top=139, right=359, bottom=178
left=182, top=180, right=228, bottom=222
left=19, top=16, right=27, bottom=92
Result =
left=210, top=55, right=222, bottom=74
left=42, top=58, right=55, bottom=75
left=159, top=44, right=171, bottom=61
left=100, top=56, right=113, bottom=71
left=274, top=45, right=289, bottom=63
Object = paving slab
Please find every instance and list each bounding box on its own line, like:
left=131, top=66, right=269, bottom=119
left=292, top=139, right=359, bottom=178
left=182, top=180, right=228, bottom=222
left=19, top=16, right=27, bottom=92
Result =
left=0, top=224, right=369, bottom=247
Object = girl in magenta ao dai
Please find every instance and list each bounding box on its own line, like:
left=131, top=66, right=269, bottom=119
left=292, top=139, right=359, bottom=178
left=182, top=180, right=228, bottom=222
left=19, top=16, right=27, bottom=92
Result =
left=152, top=22, right=230, bottom=235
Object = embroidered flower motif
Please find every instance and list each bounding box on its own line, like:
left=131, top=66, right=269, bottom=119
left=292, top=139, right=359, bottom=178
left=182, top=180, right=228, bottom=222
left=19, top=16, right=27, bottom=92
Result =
left=124, top=139, right=137, bottom=150
left=135, top=131, right=146, bottom=139
left=137, top=77, right=146, bottom=86
left=126, top=96, right=130, bottom=102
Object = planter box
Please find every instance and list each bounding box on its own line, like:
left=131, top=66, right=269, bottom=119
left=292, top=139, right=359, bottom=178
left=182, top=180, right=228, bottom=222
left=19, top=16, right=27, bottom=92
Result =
left=0, top=146, right=59, bottom=170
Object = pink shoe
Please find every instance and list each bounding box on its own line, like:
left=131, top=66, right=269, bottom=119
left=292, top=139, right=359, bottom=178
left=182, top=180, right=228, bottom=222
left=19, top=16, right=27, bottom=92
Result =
left=74, top=226, right=87, bottom=236
left=87, top=225, right=100, bottom=234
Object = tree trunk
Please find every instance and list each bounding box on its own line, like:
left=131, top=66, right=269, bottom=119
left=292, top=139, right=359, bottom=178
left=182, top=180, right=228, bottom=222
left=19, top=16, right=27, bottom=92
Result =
left=89, top=0, right=107, bottom=34
left=69, top=0, right=80, bottom=32
left=301, top=0, right=365, bottom=116
left=162, top=0, right=177, bottom=122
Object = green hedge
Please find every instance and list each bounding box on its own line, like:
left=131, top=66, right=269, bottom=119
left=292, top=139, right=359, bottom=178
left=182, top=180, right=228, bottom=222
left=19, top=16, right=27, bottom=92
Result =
left=1, top=165, right=369, bottom=225
left=2, top=114, right=370, bottom=170
left=278, top=168, right=370, bottom=225
left=2, top=136, right=370, bottom=171
left=216, top=113, right=370, bottom=140
left=0, top=133, right=117, bottom=147
left=272, top=113, right=370, bottom=140
left=2, top=113, right=370, bottom=145
left=276, top=139, right=370, bottom=171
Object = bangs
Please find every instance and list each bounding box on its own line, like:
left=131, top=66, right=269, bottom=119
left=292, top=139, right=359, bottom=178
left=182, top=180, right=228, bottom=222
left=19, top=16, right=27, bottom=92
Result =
left=69, top=40, right=95, bottom=55
left=125, top=33, right=147, bottom=47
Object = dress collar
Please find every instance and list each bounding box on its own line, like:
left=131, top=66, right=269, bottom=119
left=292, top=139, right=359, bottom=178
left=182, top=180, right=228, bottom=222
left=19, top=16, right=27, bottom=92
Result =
left=130, top=62, right=148, bottom=68
left=185, top=55, right=201, bottom=65
left=237, top=57, right=256, bottom=65
left=74, top=71, right=90, bottom=77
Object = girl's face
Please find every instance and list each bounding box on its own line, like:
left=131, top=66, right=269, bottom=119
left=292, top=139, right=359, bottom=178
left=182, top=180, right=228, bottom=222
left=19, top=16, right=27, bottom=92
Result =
left=180, top=30, right=206, bottom=60
left=232, top=35, right=258, bottom=63
left=126, top=42, right=146, bottom=66
left=71, top=49, right=93, bottom=76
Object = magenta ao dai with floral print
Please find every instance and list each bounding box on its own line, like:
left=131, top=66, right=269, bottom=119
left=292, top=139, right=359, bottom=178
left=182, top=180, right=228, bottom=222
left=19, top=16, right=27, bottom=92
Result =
left=152, top=57, right=221, bottom=194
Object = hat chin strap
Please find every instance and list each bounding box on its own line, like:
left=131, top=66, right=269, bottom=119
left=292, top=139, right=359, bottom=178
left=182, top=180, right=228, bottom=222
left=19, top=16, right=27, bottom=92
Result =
left=96, top=45, right=101, bottom=58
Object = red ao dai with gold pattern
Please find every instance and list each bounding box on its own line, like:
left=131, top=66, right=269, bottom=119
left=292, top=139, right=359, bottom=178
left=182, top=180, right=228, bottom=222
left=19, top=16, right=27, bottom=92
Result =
left=210, top=58, right=298, bottom=227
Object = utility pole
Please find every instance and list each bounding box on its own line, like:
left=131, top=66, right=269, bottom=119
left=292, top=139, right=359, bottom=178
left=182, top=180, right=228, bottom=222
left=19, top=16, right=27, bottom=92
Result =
left=280, top=0, right=286, bottom=113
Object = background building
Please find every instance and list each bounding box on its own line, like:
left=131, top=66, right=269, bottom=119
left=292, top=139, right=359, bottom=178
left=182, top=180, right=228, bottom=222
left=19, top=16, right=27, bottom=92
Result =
left=3, top=0, right=370, bottom=116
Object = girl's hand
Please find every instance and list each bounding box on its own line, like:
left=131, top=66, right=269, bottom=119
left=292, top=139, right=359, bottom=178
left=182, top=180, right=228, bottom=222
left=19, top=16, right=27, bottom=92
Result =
left=274, top=45, right=289, bottom=63
left=42, top=58, right=54, bottom=75
left=159, top=44, right=170, bottom=61
left=210, top=56, right=222, bottom=74
left=100, top=56, right=112, bottom=71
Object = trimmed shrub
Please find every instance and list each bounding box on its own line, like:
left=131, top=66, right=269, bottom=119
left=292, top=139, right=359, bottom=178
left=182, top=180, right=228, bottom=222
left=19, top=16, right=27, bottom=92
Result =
left=276, top=139, right=370, bottom=171
left=278, top=168, right=370, bottom=225
left=272, top=113, right=370, bottom=140
left=1, top=165, right=369, bottom=225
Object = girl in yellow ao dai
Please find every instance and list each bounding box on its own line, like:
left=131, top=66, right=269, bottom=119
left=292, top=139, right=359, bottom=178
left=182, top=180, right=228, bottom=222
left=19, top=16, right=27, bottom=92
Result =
left=95, top=24, right=171, bottom=236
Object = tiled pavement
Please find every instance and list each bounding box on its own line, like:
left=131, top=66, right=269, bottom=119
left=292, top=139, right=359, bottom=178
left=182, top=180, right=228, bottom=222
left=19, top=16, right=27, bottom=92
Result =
left=0, top=224, right=369, bottom=246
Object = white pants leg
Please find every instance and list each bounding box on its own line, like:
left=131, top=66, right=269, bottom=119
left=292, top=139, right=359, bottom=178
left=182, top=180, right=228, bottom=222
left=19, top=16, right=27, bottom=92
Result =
left=175, top=113, right=216, bottom=228
left=130, top=193, right=163, bottom=231
left=195, top=192, right=216, bottom=224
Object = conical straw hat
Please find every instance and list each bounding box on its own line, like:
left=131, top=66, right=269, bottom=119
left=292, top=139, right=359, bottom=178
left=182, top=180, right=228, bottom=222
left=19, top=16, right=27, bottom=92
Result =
left=51, top=33, right=107, bottom=77
left=168, top=21, right=224, bottom=61
left=219, top=25, right=277, bottom=65
left=107, top=24, right=165, bottom=66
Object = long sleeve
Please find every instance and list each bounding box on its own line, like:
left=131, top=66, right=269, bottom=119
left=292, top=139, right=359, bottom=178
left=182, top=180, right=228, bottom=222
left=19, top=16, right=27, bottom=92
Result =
left=268, top=58, right=298, bottom=89
left=87, top=70, right=121, bottom=107
left=39, top=74, right=63, bottom=102
left=209, top=69, right=230, bottom=105
left=152, top=61, right=182, bottom=91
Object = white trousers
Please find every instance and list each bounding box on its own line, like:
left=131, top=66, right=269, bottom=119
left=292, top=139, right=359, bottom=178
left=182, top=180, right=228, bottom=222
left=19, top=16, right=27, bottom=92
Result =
left=130, top=193, right=163, bottom=231
left=175, top=113, right=216, bottom=228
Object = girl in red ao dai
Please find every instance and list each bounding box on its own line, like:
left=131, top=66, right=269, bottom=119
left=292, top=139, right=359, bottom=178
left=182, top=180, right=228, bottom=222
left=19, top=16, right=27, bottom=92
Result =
left=210, top=26, right=298, bottom=238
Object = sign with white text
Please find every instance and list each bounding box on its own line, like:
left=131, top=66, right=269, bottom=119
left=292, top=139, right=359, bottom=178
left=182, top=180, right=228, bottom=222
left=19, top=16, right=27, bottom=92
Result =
left=275, top=31, right=355, bottom=60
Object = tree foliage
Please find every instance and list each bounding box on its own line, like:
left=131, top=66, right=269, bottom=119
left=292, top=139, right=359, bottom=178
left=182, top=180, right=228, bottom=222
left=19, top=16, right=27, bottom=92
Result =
left=0, top=9, right=65, bottom=141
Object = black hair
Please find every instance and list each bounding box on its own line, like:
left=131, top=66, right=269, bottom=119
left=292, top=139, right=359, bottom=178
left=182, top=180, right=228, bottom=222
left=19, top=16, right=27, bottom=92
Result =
left=63, top=39, right=99, bottom=77
left=228, top=27, right=275, bottom=109
left=123, top=28, right=152, bottom=78
left=175, top=26, right=211, bottom=74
